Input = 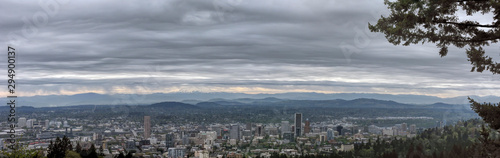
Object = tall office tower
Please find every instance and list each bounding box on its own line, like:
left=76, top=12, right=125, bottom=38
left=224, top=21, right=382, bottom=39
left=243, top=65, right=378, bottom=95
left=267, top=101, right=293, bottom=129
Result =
left=246, top=123, right=252, bottom=130
left=26, top=119, right=33, bottom=128
left=230, top=124, right=240, bottom=140
left=256, top=125, right=263, bottom=136
left=45, top=119, right=49, bottom=128
left=304, top=119, right=311, bottom=134
left=144, top=116, right=151, bottom=139
left=327, top=128, right=335, bottom=141
left=409, top=124, right=416, bottom=134
left=401, top=123, right=407, bottom=131
left=281, top=121, right=290, bottom=136
left=166, top=133, right=175, bottom=149
left=295, top=113, right=302, bottom=137
left=18, top=117, right=26, bottom=127
left=337, top=125, right=343, bottom=136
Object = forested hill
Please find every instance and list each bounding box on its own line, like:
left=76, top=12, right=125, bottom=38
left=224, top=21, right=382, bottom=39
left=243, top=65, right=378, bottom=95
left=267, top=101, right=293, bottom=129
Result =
left=267, top=119, right=489, bottom=158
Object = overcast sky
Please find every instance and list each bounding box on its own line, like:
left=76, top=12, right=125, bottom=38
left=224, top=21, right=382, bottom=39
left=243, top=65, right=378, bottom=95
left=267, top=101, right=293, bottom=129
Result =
left=2, top=0, right=500, bottom=98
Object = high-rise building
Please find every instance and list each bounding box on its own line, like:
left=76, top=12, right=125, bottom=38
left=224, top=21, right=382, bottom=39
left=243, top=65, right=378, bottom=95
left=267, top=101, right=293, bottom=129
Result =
left=246, top=123, right=252, bottom=130
left=256, top=125, right=263, bottom=136
left=304, top=119, right=311, bottom=134
left=144, top=116, right=151, bottom=139
left=166, top=133, right=175, bottom=149
left=327, top=128, right=334, bottom=141
left=295, top=113, right=302, bottom=137
left=401, top=123, right=407, bottom=131
left=45, top=119, right=49, bottom=128
left=230, top=124, right=240, bottom=140
left=337, top=125, right=343, bottom=136
left=182, top=134, right=189, bottom=145
left=281, top=121, right=290, bottom=136
left=26, top=119, right=33, bottom=128
left=18, top=117, right=26, bottom=128
left=409, top=124, right=416, bottom=134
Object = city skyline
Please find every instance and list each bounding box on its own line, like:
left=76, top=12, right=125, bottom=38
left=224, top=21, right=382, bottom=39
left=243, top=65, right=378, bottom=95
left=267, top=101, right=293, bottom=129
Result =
left=2, top=0, right=499, bottom=157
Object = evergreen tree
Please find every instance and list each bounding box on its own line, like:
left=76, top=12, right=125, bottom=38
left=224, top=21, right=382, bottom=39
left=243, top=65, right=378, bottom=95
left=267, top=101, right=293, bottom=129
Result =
left=99, top=145, right=104, bottom=156
left=87, top=144, right=99, bottom=158
left=116, top=152, right=125, bottom=158
left=370, top=0, right=500, bottom=156
left=125, top=152, right=133, bottom=158
left=79, top=149, right=89, bottom=157
left=48, top=136, right=72, bottom=158
left=76, top=142, right=82, bottom=153
left=62, top=136, right=71, bottom=151
left=469, top=98, right=500, bottom=131
left=369, top=0, right=500, bottom=74
left=379, top=150, right=397, bottom=158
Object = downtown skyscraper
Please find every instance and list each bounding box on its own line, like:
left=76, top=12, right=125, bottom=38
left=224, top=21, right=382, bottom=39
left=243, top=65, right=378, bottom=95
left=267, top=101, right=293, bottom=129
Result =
left=144, top=116, right=151, bottom=139
left=230, top=124, right=240, bottom=140
left=295, top=113, right=302, bottom=137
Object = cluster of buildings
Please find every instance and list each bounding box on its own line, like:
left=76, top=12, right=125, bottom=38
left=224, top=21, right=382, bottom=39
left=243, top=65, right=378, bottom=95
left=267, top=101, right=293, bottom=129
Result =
left=367, top=123, right=417, bottom=137
left=0, top=113, right=423, bottom=157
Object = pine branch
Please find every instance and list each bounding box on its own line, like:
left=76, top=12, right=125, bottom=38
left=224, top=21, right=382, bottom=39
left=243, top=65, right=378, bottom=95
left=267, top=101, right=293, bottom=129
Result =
left=434, top=21, right=499, bottom=28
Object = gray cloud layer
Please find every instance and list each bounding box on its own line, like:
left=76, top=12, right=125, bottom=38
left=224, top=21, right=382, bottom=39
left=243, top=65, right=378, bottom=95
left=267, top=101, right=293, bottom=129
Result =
left=1, top=0, right=500, bottom=97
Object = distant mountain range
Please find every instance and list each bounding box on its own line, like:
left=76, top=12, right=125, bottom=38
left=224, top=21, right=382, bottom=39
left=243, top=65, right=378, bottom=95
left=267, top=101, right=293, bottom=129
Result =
left=0, top=98, right=474, bottom=115
left=193, top=98, right=472, bottom=110
left=2, top=92, right=499, bottom=107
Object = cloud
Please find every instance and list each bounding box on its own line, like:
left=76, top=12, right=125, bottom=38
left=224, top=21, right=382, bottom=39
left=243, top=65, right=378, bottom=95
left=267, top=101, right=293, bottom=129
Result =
left=1, top=0, right=499, bottom=98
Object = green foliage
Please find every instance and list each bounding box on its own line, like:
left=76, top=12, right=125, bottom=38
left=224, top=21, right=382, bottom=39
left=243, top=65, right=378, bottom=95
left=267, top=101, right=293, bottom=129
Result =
left=371, top=0, right=500, bottom=157
left=87, top=144, right=99, bottom=158
left=353, top=119, right=483, bottom=158
left=76, top=143, right=82, bottom=154
left=48, top=136, right=72, bottom=158
left=0, top=145, right=41, bottom=158
left=0, top=136, right=42, bottom=158
left=64, top=151, right=81, bottom=158
left=469, top=97, right=500, bottom=130
left=116, top=152, right=125, bottom=158
left=369, top=0, right=500, bottom=74
left=125, top=152, right=133, bottom=158
left=467, top=124, right=500, bottom=157
left=269, top=152, right=348, bottom=158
